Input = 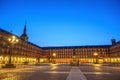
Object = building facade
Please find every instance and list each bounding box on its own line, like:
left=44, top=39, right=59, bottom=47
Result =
left=0, top=27, right=120, bottom=64
left=0, top=25, right=42, bottom=64
left=110, top=39, right=120, bottom=63
left=42, top=45, right=110, bottom=63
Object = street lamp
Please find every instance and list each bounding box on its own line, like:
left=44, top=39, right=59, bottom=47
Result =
left=52, top=53, right=56, bottom=64
left=94, top=52, right=98, bottom=64
left=0, top=56, right=2, bottom=59
left=0, top=56, right=2, bottom=64
left=53, top=53, right=56, bottom=57
left=3, top=35, right=19, bottom=68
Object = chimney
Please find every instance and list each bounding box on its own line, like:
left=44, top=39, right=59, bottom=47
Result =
left=111, top=39, right=116, bottom=45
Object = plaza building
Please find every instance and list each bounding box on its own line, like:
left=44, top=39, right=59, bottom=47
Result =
left=42, top=40, right=120, bottom=64
left=0, top=26, right=120, bottom=64
left=0, top=24, right=42, bottom=64
left=110, top=39, right=120, bottom=63
left=42, top=38, right=120, bottom=64
left=42, top=45, right=110, bottom=63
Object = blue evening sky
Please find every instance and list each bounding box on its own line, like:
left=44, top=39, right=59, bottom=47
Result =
left=0, top=0, right=120, bottom=47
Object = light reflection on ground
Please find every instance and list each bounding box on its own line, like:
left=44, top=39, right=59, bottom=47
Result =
left=1, top=73, right=22, bottom=80
left=0, top=64, right=120, bottom=80
left=0, top=68, right=37, bottom=80
left=44, top=71, right=111, bottom=74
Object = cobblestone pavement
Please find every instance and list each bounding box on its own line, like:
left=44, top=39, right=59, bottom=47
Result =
left=0, top=64, right=71, bottom=80
left=24, top=64, right=71, bottom=80
left=0, top=64, right=42, bottom=80
left=79, top=64, right=120, bottom=80
left=0, top=64, right=120, bottom=80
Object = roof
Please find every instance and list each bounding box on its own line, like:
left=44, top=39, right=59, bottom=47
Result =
left=0, top=28, right=113, bottom=49
left=42, top=45, right=111, bottom=49
left=0, top=28, right=12, bottom=35
left=28, top=42, right=42, bottom=48
left=0, top=28, right=41, bottom=49
left=116, top=41, right=120, bottom=44
left=0, top=28, right=19, bottom=38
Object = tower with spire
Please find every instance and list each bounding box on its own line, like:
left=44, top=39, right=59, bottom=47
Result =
left=20, top=23, right=28, bottom=41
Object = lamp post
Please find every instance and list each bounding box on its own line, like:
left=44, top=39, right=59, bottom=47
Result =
left=52, top=53, right=56, bottom=64
left=3, top=35, right=18, bottom=68
left=94, top=52, right=98, bottom=64
left=0, top=56, right=2, bottom=59
left=36, top=55, right=40, bottom=65
left=0, top=55, right=2, bottom=63
left=0, top=56, right=2, bottom=68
